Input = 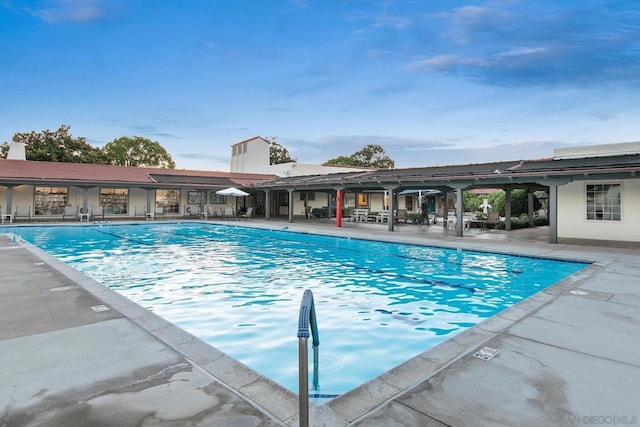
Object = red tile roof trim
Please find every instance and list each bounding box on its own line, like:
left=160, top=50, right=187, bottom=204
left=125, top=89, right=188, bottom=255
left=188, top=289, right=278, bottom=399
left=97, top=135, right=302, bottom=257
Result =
left=0, top=160, right=277, bottom=187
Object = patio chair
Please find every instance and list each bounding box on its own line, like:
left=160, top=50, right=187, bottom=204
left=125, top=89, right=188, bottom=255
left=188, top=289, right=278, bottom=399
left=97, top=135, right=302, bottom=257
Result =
left=1, top=206, right=13, bottom=223
left=376, top=210, right=389, bottom=223
left=239, top=207, right=254, bottom=220
left=133, top=206, right=147, bottom=219
left=90, top=205, right=105, bottom=221
left=154, top=206, right=165, bottom=220
left=222, top=207, right=235, bottom=220
left=534, top=208, right=547, bottom=219
left=485, top=212, right=501, bottom=230
left=207, top=206, right=223, bottom=219
left=14, top=206, right=31, bottom=223
left=63, top=205, right=77, bottom=221
left=395, top=209, right=408, bottom=224
left=79, top=207, right=90, bottom=222
left=352, top=208, right=369, bottom=222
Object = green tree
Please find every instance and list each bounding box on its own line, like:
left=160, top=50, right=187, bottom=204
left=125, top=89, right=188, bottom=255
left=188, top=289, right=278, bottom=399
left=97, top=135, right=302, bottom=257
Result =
left=102, top=136, right=176, bottom=168
left=0, top=141, right=9, bottom=158
left=326, top=144, right=395, bottom=169
left=266, top=136, right=295, bottom=165
left=463, top=191, right=484, bottom=213
left=1, top=124, right=109, bottom=163
left=509, top=189, right=542, bottom=217
left=488, top=191, right=505, bottom=216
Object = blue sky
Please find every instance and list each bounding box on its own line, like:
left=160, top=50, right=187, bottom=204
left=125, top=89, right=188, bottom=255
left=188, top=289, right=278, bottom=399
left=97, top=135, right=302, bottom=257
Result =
left=1, top=0, right=639, bottom=171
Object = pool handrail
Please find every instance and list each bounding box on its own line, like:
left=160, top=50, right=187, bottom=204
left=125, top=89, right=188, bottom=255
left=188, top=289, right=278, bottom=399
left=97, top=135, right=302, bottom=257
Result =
left=297, top=289, right=319, bottom=427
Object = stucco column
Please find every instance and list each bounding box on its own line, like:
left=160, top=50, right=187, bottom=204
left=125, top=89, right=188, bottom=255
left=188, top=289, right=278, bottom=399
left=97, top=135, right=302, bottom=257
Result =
left=442, top=191, right=448, bottom=228
left=5, top=185, right=14, bottom=213
left=504, top=188, right=512, bottom=231
left=82, top=187, right=89, bottom=211
left=384, top=186, right=398, bottom=232
left=336, top=189, right=343, bottom=227
left=549, top=184, right=558, bottom=244
left=288, top=188, right=294, bottom=223
left=455, top=186, right=464, bottom=237
left=264, top=190, right=271, bottom=220
left=326, top=192, right=332, bottom=220
left=538, top=179, right=569, bottom=244
left=527, top=190, right=534, bottom=228
left=146, top=189, right=154, bottom=213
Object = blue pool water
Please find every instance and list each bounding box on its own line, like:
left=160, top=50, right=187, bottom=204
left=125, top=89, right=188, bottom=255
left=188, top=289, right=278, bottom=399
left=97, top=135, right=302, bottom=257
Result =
left=4, top=223, right=588, bottom=397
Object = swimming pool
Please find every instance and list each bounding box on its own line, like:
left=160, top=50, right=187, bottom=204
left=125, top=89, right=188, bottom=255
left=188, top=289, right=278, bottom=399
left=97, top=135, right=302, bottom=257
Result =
left=3, top=223, right=588, bottom=397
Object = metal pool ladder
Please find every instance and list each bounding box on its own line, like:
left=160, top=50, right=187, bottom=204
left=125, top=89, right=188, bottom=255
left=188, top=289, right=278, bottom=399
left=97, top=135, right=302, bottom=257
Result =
left=297, top=289, right=319, bottom=427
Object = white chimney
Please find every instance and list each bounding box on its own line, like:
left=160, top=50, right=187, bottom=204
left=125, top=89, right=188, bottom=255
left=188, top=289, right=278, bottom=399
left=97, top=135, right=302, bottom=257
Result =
left=7, top=142, right=26, bottom=160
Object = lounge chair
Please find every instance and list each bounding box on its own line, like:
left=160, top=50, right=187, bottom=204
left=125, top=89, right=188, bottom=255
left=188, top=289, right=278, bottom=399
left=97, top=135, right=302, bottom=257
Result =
left=90, top=205, right=105, bottom=221
left=395, top=209, right=408, bottom=224
left=239, top=207, right=254, bottom=220
left=133, top=206, right=148, bottom=219
left=63, top=205, right=77, bottom=221
left=222, top=207, right=235, bottom=220
left=14, top=206, right=31, bottom=223
left=377, top=210, right=389, bottom=223
left=154, top=206, right=165, bottom=220
left=205, top=206, right=220, bottom=219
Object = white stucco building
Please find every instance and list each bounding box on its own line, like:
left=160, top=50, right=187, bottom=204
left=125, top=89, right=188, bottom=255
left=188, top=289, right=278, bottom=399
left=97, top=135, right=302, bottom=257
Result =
left=555, top=142, right=640, bottom=242
left=229, top=136, right=373, bottom=177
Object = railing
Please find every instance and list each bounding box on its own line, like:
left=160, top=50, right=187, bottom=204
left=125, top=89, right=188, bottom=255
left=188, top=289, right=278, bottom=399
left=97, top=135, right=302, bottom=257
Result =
left=297, top=289, right=319, bottom=427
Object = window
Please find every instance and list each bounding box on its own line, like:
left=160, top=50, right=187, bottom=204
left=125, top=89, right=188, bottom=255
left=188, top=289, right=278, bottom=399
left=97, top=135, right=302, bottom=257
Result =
left=156, top=189, right=180, bottom=214
left=586, top=184, right=620, bottom=221
left=405, top=195, right=414, bottom=210
left=187, top=191, right=202, bottom=204
left=34, top=186, right=68, bottom=216
left=299, top=192, right=316, bottom=201
left=100, top=188, right=129, bottom=215
left=210, top=193, right=226, bottom=204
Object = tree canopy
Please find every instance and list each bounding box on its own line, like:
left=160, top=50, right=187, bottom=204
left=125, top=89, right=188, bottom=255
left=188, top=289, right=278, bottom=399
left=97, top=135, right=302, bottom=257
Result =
left=1, top=125, right=109, bottom=164
left=326, top=144, right=395, bottom=169
left=2, top=125, right=176, bottom=168
left=103, top=136, right=176, bottom=168
left=266, top=136, right=295, bottom=165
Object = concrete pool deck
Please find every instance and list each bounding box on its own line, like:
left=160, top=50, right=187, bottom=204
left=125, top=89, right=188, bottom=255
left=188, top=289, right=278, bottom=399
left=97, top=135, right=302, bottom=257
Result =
left=1, top=220, right=639, bottom=426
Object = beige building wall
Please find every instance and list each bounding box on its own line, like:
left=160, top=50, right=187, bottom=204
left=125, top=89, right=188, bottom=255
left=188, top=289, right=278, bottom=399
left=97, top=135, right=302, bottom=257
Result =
left=558, top=179, right=640, bottom=242
left=230, top=137, right=271, bottom=173
left=230, top=136, right=372, bottom=177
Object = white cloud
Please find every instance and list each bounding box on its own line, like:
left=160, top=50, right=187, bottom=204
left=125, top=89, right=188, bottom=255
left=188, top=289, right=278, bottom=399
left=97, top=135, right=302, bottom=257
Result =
left=498, top=47, right=551, bottom=57
left=406, top=55, right=487, bottom=72
left=35, top=0, right=117, bottom=24
left=374, top=14, right=411, bottom=29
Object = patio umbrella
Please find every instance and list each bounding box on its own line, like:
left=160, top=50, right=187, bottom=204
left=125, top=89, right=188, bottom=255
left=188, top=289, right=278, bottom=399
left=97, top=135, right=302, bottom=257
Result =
left=216, top=187, right=250, bottom=213
left=536, top=191, right=548, bottom=200
left=216, top=187, right=249, bottom=197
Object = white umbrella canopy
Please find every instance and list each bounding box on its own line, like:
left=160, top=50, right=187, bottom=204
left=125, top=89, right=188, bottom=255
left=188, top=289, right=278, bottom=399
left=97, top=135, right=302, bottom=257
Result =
left=216, top=187, right=249, bottom=197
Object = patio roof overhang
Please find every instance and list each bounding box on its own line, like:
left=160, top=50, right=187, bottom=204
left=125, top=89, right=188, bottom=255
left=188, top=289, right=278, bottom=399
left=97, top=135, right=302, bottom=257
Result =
left=244, top=154, right=640, bottom=193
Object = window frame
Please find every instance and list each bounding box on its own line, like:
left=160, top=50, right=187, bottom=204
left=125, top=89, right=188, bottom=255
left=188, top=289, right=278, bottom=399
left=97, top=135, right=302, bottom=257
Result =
left=34, top=186, right=69, bottom=216
left=585, top=183, right=621, bottom=222
left=155, top=189, right=180, bottom=214
left=99, top=188, right=129, bottom=215
left=210, top=193, right=227, bottom=204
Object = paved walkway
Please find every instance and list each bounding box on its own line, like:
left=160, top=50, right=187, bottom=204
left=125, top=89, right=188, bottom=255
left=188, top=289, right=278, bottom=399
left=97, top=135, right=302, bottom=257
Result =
left=1, top=220, right=639, bottom=426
